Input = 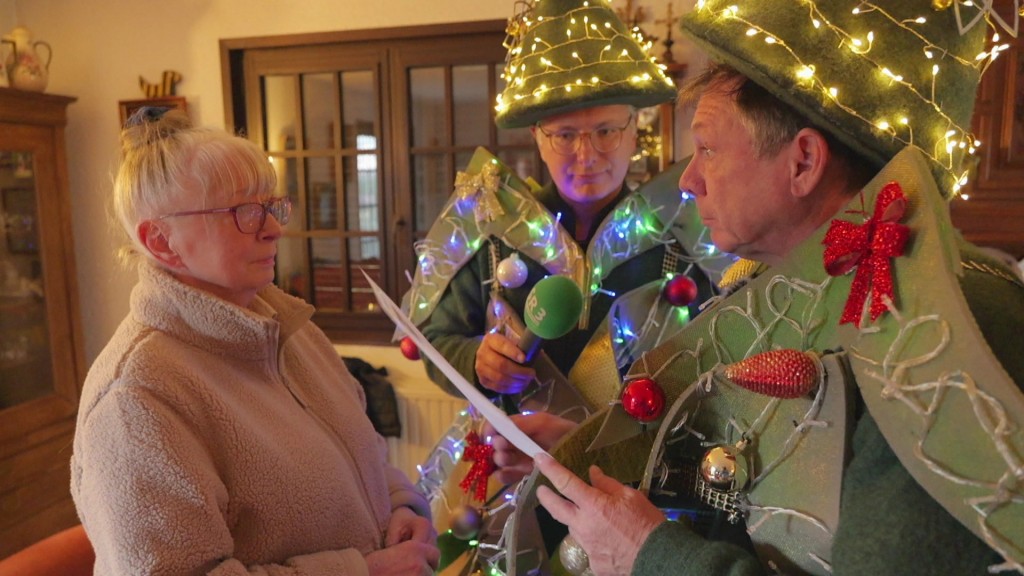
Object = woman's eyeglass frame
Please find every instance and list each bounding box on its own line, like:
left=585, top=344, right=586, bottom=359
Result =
left=158, top=196, right=292, bottom=234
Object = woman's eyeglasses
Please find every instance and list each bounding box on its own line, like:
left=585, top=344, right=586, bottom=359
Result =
left=159, top=196, right=292, bottom=234
left=535, top=113, right=635, bottom=156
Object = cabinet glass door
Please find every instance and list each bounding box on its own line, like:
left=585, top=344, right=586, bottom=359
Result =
left=0, top=150, right=53, bottom=408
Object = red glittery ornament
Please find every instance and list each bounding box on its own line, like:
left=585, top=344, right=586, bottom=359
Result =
left=620, top=377, right=666, bottom=422
left=662, top=275, right=699, bottom=307
left=723, top=349, right=819, bottom=399
left=399, top=336, right=420, bottom=360
left=459, top=431, right=496, bottom=502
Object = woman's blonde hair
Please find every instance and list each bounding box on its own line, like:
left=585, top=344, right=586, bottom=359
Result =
left=112, top=108, right=277, bottom=265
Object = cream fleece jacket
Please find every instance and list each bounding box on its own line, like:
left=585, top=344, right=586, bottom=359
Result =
left=71, top=263, right=429, bottom=575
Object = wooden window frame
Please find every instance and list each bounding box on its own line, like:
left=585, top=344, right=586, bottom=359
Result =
left=219, top=20, right=542, bottom=343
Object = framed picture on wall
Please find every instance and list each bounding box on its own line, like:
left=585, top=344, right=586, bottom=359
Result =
left=1, top=187, right=38, bottom=254
left=117, top=96, right=189, bottom=127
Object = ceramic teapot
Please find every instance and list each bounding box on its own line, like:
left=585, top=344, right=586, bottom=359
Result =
left=3, top=26, right=51, bottom=92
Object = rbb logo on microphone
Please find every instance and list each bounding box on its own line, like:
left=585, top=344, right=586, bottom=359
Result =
left=518, top=275, right=584, bottom=363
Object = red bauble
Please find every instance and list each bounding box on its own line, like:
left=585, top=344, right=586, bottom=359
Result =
left=399, top=336, right=420, bottom=360
left=620, top=377, right=665, bottom=422
left=663, top=275, right=699, bottom=307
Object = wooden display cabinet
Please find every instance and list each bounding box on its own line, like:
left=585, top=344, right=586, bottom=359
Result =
left=0, top=88, right=85, bottom=557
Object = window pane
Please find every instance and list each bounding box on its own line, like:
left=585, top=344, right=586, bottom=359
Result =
left=306, top=157, right=335, bottom=230
left=264, top=75, right=298, bottom=152
left=499, top=125, right=535, bottom=147
left=342, top=71, right=377, bottom=148
left=498, top=149, right=541, bottom=182
left=413, top=153, right=450, bottom=233
left=302, top=73, right=336, bottom=151
left=455, top=151, right=473, bottom=175
left=276, top=236, right=309, bottom=301
left=453, top=65, right=489, bottom=146
left=343, top=155, right=379, bottom=234
left=270, top=156, right=293, bottom=209
left=350, top=237, right=380, bottom=312
left=311, top=238, right=346, bottom=310
left=410, top=67, right=446, bottom=148
left=0, top=152, right=55, bottom=407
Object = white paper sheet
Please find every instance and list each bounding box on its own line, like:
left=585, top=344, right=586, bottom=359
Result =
left=363, top=270, right=547, bottom=458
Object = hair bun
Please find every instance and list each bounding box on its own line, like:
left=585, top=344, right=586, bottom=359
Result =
left=120, top=108, right=192, bottom=152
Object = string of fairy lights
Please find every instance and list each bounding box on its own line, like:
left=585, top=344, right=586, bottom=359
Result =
left=692, top=0, right=1013, bottom=199
left=496, top=0, right=675, bottom=115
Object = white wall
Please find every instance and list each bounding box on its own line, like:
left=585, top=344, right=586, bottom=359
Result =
left=0, top=0, right=703, bottom=373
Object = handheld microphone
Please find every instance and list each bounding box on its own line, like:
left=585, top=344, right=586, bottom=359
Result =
left=519, top=275, right=584, bottom=363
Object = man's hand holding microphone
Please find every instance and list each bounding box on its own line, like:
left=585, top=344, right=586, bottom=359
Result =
left=474, top=275, right=583, bottom=394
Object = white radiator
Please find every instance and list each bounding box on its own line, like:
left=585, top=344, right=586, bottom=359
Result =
left=386, top=386, right=465, bottom=480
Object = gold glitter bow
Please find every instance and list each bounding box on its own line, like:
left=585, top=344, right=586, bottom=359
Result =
left=454, top=161, right=505, bottom=223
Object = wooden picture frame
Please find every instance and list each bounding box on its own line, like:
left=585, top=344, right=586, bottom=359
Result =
left=1, top=187, right=38, bottom=254
left=117, top=96, right=188, bottom=127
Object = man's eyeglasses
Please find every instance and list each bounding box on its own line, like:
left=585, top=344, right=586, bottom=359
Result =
left=536, top=113, right=635, bottom=156
left=159, top=196, right=292, bottom=234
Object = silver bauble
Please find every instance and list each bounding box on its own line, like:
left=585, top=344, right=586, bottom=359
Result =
left=449, top=504, right=483, bottom=540
left=700, top=444, right=749, bottom=491
left=496, top=253, right=528, bottom=289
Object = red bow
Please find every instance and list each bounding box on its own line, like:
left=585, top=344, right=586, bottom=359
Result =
left=823, top=182, right=911, bottom=327
left=459, top=431, right=496, bottom=502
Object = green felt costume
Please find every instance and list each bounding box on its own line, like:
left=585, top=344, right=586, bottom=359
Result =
left=499, top=1, right=1024, bottom=574
left=507, top=146, right=1024, bottom=576
left=407, top=149, right=733, bottom=573
left=403, top=1, right=721, bottom=571
left=414, top=153, right=728, bottom=409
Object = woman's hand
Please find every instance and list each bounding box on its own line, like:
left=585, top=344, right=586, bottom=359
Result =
left=384, top=506, right=436, bottom=546
left=475, top=332, right=536, bottom=394
left=365, top=540, right=439, bottom=576
left=483, top=412, right=577, bottom=484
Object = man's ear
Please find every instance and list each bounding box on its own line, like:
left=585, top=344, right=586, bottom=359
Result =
left=137, top=220, right=183, bottom=268
left=788, top=127, right=829, bottom=198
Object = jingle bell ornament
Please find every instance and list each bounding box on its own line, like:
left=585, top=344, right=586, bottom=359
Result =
left=449, top=504, right=483, bottom=540
left=662, top=274, right=698, bottom=307
left=496, top=253, right=529, bottom=289
left=620, top=377, right=665, bottom=422
left=399, top=336, right=420, bottom=360
left=700, top=444, right=749, bottom=492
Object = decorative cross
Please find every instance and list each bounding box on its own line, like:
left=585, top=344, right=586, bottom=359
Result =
left=615, top=0, right=647, bottom=29
left=615, top=0, right=657, bottom=44
left=654, top=1, right=677, bottom=64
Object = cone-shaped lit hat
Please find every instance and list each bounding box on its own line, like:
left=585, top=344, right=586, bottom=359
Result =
left=681, top=1, right=1000, bottom=198
left=496, top=0, right=678, bottom=128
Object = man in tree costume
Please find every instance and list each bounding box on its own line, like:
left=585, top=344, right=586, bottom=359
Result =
left=400, top=0, right=733, bottom=572
left=488, top=1, right=1024, bottom=574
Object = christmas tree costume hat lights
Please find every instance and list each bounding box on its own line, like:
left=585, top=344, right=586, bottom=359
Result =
left=495, top=0, right=678, bottom=128
left=680, top=0, right=1004, bottom=199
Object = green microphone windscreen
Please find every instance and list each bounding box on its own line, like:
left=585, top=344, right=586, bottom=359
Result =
left=524, top=275, right=583, bottom=339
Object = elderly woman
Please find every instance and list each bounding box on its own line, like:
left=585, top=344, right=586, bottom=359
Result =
left=71, top=108, right=437, bottom=575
